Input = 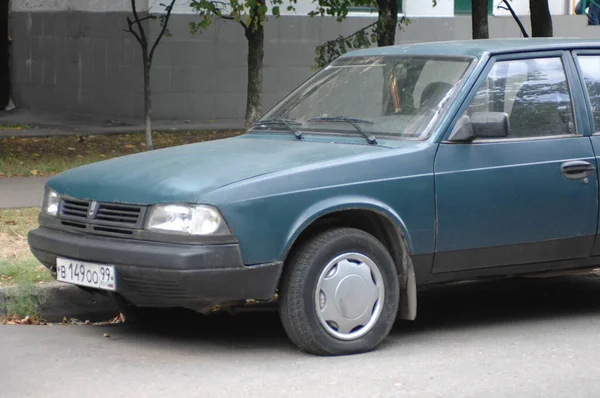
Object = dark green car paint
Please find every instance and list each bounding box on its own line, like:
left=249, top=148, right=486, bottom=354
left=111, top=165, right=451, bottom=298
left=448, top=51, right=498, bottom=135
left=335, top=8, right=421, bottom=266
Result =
left=49, top=135, right=390, bottom=204
left=45, top=38, right=600, bottom=285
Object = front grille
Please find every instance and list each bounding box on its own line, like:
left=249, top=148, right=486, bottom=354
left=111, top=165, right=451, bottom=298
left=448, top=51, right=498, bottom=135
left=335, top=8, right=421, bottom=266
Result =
left=93, top=225, right=134, bottom=235
left=59, top=198, right=146, bottom=230
left=61, top=199, right=90, bottom=218
left=61, top=220, right=86, bottom=229
left=96, top=203, right=142, bottom=225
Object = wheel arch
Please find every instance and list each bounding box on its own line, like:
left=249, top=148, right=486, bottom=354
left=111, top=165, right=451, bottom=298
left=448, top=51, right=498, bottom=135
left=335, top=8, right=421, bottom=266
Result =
left=280, top=197, right=417, bottom=321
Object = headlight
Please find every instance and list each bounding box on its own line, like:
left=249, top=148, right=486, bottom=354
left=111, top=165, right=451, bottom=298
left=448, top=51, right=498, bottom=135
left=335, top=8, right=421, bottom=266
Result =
left=41, top=187, right=60, bottom=216
left=145, top=204, right=231, bottom=235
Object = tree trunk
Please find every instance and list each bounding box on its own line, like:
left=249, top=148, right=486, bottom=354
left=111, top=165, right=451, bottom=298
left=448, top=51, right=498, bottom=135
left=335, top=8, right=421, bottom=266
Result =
left=143, top=61, right=153, bottom=150
left=529, top=0, right=553, bottom=37
left=244, top=25, right=264, bottom=128
left=0, top=0, right=9, bottom=109
left=472, top=0, right=489, bottom=39
left=376, top=0, right=398, bottom=47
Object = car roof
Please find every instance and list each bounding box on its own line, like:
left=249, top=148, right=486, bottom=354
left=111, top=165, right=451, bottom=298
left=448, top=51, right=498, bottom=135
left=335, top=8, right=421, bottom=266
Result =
left=342, top=38, right=600, bottom=59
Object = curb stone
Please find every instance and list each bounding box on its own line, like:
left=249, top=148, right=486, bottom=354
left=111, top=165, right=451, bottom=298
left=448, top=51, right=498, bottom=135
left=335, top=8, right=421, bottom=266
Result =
left=0, top=281, right=119, bottom=322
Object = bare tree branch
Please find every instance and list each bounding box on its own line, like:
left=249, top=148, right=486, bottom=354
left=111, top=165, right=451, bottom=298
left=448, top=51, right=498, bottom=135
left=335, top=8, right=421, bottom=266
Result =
left=124, top=16, right=144, bottom=47
left=335, top=21, right=378, bottom=43
left=210, top=1, right=231, bottom=8
left=137, top=15, right=158, bottom=23
left=131, top=0, right=148, bottom=48
left=149, top=0, right=177, bottom=63
left=500, top=0, right=529, bottom=37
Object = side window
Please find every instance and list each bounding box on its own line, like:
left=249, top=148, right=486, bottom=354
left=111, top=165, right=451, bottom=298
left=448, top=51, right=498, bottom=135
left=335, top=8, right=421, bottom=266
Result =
left=577, top=56, right=600, bottom=132
left=465, top=57, right=574, bottom=138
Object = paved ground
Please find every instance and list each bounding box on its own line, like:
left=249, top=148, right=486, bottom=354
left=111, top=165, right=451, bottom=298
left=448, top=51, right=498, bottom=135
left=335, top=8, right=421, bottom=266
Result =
left=0, top=177, right=48, bottom=209
left=3, top=274, right=600, bottom=398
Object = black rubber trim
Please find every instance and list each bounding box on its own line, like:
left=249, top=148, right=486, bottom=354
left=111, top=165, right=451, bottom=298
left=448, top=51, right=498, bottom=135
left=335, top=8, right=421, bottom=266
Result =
left=38, top=213, right=237, bottom=245
left=28, top=227, right=283, bottom=309
left=432, top=236, right=595, bottom=274
left=411, top=245, right=600, bottom=287
left=28, top=226, right=244, bottom=270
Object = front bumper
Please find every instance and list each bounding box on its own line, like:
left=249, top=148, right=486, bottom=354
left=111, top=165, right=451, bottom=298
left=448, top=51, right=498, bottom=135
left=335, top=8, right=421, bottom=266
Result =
left=28, top=227, right=282, bottom=311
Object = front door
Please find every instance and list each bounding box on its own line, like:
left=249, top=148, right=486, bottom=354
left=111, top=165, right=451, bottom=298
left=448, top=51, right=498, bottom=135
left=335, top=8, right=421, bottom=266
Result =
left=433, top=52, right=598, bottom=273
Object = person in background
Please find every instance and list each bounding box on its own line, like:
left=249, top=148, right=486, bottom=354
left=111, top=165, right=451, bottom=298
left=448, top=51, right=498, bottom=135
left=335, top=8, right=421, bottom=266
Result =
left=576, top=0, right=600, bottom=25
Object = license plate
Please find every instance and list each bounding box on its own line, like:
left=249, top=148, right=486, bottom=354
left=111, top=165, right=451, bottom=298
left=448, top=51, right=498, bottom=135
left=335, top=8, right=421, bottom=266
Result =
left=56, top=257, right=117, bottom=291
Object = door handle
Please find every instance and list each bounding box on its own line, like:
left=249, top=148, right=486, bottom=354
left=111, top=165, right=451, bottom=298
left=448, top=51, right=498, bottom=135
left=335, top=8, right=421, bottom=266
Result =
left=561, top=160, right=596, bottom=180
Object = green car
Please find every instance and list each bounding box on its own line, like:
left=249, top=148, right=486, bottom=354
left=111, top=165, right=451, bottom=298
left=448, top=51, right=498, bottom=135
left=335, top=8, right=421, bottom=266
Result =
left=29, top=38, right=600, bottom=355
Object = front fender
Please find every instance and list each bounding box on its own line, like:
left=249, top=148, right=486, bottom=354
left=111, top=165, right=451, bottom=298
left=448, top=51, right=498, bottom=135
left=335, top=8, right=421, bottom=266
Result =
left=281, top=195, right=414, bottom=260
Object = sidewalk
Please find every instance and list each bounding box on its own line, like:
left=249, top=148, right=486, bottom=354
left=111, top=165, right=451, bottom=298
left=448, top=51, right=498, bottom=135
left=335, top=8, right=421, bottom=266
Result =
left=0, top=109, right=245, bottom=137
left=0, top=177, right=48, bottom=209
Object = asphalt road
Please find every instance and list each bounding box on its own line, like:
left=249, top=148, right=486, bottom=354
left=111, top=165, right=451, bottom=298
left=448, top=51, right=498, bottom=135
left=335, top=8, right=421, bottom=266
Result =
left=3, top=274, right=600, bottom=398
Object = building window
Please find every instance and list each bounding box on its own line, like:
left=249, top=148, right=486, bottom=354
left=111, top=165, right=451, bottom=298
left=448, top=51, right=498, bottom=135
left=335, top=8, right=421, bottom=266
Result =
left=349, top=0, right=402, bottom=13
left=454, top=0, right=494, bottom=15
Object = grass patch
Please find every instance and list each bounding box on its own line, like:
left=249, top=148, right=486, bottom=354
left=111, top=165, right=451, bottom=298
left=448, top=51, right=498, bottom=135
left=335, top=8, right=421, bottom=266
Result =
left=0, top=124, right=32, bottom=130
left=3, top=282, right=47, bottom=320
left=0, top=208, right=50, bottom=320
left=0, top=258, right=52, bottom=285
left=0, top=130, right=242, bottom=178
left=0, top=208, right=52, bottom=286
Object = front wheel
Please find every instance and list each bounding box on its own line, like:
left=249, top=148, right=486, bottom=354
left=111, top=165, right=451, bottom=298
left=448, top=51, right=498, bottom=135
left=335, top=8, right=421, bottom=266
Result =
left=279, top=227, right=400, bottom=356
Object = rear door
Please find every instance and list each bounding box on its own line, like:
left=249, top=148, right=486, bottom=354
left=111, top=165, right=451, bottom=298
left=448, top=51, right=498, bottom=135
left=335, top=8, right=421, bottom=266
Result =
left=573, top=51, right=600, bottom=256
left=433, top=51, right=598, bottom=273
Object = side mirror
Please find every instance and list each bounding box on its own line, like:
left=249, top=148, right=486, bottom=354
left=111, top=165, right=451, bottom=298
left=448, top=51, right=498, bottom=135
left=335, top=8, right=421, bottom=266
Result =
left=448, top=112, right=510, bottom=142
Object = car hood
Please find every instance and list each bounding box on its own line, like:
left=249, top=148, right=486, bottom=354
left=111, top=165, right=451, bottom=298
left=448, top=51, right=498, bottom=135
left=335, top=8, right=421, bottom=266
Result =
left=47, top=135, right=390, bottom=205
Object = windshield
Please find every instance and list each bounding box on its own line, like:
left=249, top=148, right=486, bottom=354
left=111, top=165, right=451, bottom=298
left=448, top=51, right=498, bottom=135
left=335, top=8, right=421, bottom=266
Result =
left=255, top=55, right=474, bottom=140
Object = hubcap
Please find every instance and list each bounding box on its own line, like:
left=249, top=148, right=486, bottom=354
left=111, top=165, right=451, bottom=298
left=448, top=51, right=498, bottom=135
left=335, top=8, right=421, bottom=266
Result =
left=314, top=252, right=385, bottom=340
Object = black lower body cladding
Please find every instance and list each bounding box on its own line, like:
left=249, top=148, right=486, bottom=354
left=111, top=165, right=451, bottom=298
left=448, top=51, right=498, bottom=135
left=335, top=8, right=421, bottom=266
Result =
left=28, top=227, right=282, bottom=312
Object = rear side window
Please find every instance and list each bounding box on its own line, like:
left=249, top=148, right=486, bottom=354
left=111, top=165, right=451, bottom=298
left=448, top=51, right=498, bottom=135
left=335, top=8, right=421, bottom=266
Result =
left=465, top=57, right=574, bottom=139
left=577, top=56, right=600, bottom=132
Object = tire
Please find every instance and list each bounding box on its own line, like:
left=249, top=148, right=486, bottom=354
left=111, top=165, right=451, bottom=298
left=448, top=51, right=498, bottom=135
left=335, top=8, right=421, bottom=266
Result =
left=279, top=227, right=400, bottom=356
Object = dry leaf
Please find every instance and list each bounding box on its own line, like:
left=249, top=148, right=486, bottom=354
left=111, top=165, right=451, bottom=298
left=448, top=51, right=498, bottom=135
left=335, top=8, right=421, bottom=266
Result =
left=5, top=220, right=16, bottom=225
left=30, top=170, right=38, bottom=176
left=109, top=313, right=125, bottom=324
left=11, top=316, right=45, bottom=325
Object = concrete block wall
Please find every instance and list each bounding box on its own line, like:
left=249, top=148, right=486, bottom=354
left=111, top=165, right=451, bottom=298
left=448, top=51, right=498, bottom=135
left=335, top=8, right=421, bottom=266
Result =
left=147, top=15, right=387, bottom=121
left=9, top=6, right=600, bottom=122
left=11, top=11, right=147, bottom=118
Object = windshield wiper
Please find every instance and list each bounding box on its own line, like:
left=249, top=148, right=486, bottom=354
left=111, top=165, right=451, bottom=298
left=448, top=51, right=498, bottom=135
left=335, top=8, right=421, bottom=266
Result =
left=252, top=118, right=302, bottom=140
left=307, top=116, right=377, bottom=145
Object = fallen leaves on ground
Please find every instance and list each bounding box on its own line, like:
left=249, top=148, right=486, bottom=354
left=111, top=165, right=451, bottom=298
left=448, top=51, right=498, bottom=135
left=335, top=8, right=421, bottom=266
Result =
left=110, top=313, right=126, bottom=324
left=60, top=313, right=125, bottom=326
left=0, top=315, right=47, bottom=325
